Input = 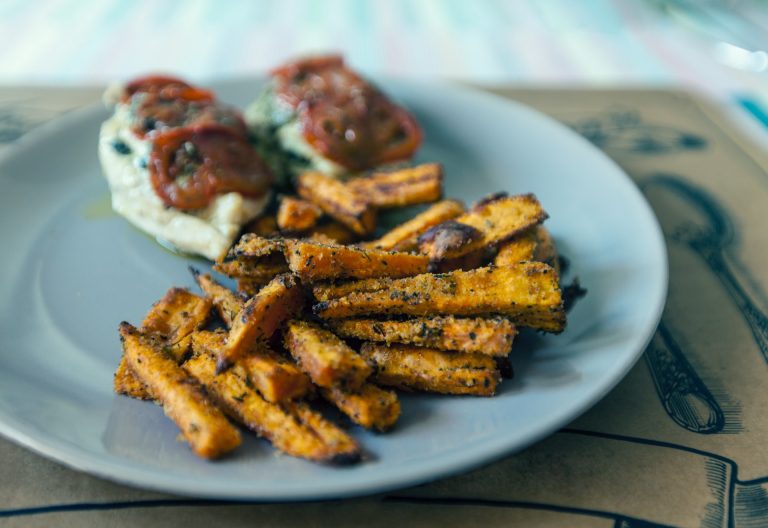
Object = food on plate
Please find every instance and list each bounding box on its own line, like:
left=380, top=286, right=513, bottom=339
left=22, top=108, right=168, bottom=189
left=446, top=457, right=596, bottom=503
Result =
left=191, top=330, right=311, bottom=403
left=246, top=54, right=422, bottom=181
left=99, top=75, right=272, bottom=260
left=296, top=171, right=377, bottom=235
left=284, top=238, right=430, bottom=282
left=184, top=352, right=360, bottom=463
left=284, top=320, right=372, bottom=390
left=320, top=384, right=400, bottom=431
left=328, top=316, right=516, bottom=356
left=110, top=60, right=583, bottom=466
left=313, top=263, right=565, bottom=333
left=361, top=342, right=501, bottom=397
left=276, top=196, right=323, bottom=232
left=362, top=199, right=465, bottom=251
left=344, top=163, right=443, bottom=208
left=418, top=193, right=547, bottom=263
left=119, top=323, right=242, bottom=459
left=218, top=273, right=305, bottom=371
left=114, top=287, right=211, bottom=400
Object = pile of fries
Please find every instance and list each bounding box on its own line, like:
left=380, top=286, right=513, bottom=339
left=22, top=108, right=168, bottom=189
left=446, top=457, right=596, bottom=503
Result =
left=115, top=162, right=567, bottom=464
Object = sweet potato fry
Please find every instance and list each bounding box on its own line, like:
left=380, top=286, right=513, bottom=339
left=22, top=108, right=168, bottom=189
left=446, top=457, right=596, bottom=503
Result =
left=493, top=229, right=538, bottom=266
left=328, top=316, right=516, bottom=356
left=418, top=193, right=547, bottom=261
left=320, top=384, right=400, bottom=431
left=191, top=330, right=311, bottom=402
left=214, top=254, right=289, bottom=280
left=184, top=352, right=360, bottom=464
left=226, top=234, right=285, bottom=260
left=533, top=225, right=559, bottom=273
left=277, top=197, right=323, bottom=232
left=236, top=278, right=264, bottom=297
left=115, top=288, right=212, bottom=399
left=297, top=171, right=376, bottom=235
left=361, top=342, right=501, bottom=396
left=313, top=263, right=565, bottom=332
left=284, top=239, right=429, bottom=282
left=191, top=269, right=244, bottom=328
left=284, top=320, right=371, bottom=389
left=113, top=355, right=153, bottom=400
left=362, top=200, right=465, bottom=252
left=119, top=323, right=241, bottom=459
left=220, top=273, right=305, bottom=371
left=346, top=163, right=443, bottom=208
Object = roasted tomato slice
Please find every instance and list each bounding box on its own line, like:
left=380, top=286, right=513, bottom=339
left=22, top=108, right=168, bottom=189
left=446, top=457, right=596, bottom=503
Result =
left=149, top=125, right=272, bottom=210
left=123, top=75, right=214, bottom=104
left=271, top=55, right=422, bottom=171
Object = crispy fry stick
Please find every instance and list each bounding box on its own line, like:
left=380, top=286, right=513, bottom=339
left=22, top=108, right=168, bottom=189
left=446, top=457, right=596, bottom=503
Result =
left=236, top=278, right=265, bottom=297
left=220, top=273, right=305, bottom=371
left=184, top=353, right=360, bottom=464
left=213, top=254, right=289, bottom=280
left=361, top=342, right=501, bottom=396
left=320, top=384, right=400, bottom=431
left=297, top=171, right=376, bottom=235
left=191, top=269, right=245, bottom=328
left=226, top=234, right=285, bottom=260
left=277, top=197, right=323, bottom=232
left=328, top=316, right=516, bottom=356
left=418, top=193, right=547, bottom=261
left=493, top=229, right=538, bottom=266
left=119, top=323, right=241, bottom=459
left=313, top=263, right=565, bottom=332
left=284, top=320, right=372, bottom=389
left=191, top=330, right=311, bottom=402
left=362, top=200, right=465, bottom=252
left=532, top=226, right=559, bottom=273
left=284, top=239, right=429, bottom=282
left=114, top=288, right=211, bottom=399
left=346, top=163, right=443, bottom=208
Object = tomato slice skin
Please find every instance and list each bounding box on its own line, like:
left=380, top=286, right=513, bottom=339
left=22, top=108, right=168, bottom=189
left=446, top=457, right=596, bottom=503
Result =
left=123, top=75, right=215, bottom=104
left=149, top=125, right=272, bottom=210
left=271, top=55, right=422, bottom=171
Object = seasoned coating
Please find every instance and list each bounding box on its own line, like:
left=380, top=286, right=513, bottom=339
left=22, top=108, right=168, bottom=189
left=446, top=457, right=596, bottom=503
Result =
left=320, top=384, right=400, bottom=431
left=191, top=330, right=311, bottom=403
left=220, top=273, right=305, bottom=371
left=363, top=200, right=465, bottom=251
left=346, top=163, right=443, bottom=208
left=236, top=277, right=265, bottom=297
left=115, top=288, right=212, bottom=399
left=226, top=234, right=285, bottom=260
left=284, top=239, right=429, bottom=282
left=329, top=316, right=516, bottom=356
left=493, top=229, right=538, bottom=266
left=213, top=254, right=289, bottom=280
left=532, top=225, right=559, bottom=273
left=284, top=320, right=372, bottom=389
left=418, top=193, right=547, bottom=261
left=113, top=355, right=153, bottom=400
left=277, top=196, right=323, bottom=232
left=140, top=287, right=212, bottom=360
left=361, top=342, right=501, bottom=396
left=119, top=323, right=241, bottom=459
left=313, top=263, right=565, bottom=333
left=191, top=269, right=245, bottom=328
left=297, top=171, right=376, bottom=235
left=184, top=352, right=360, bottom=464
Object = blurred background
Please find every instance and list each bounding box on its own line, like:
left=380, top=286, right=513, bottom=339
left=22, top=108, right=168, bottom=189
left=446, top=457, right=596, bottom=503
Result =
left=3, top=0, right=768, bottom=127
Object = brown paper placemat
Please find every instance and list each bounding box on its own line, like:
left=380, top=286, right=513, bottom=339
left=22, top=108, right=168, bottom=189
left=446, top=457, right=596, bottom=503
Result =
left=2, top=86, right=767, bottom=528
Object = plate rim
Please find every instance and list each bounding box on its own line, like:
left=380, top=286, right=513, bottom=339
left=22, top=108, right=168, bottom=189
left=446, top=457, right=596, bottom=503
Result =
left=0, top=78, right=668, bottom=500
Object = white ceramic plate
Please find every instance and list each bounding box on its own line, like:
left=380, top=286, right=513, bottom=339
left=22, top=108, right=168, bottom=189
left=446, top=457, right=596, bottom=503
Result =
left=0, top=79, right=667, bottom=500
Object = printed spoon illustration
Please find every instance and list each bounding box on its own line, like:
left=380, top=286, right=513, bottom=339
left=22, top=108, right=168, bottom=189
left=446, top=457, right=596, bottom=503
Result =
left=640, top=174, right=731, bottom=434
left=645, top=174, right=768, bottom=364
